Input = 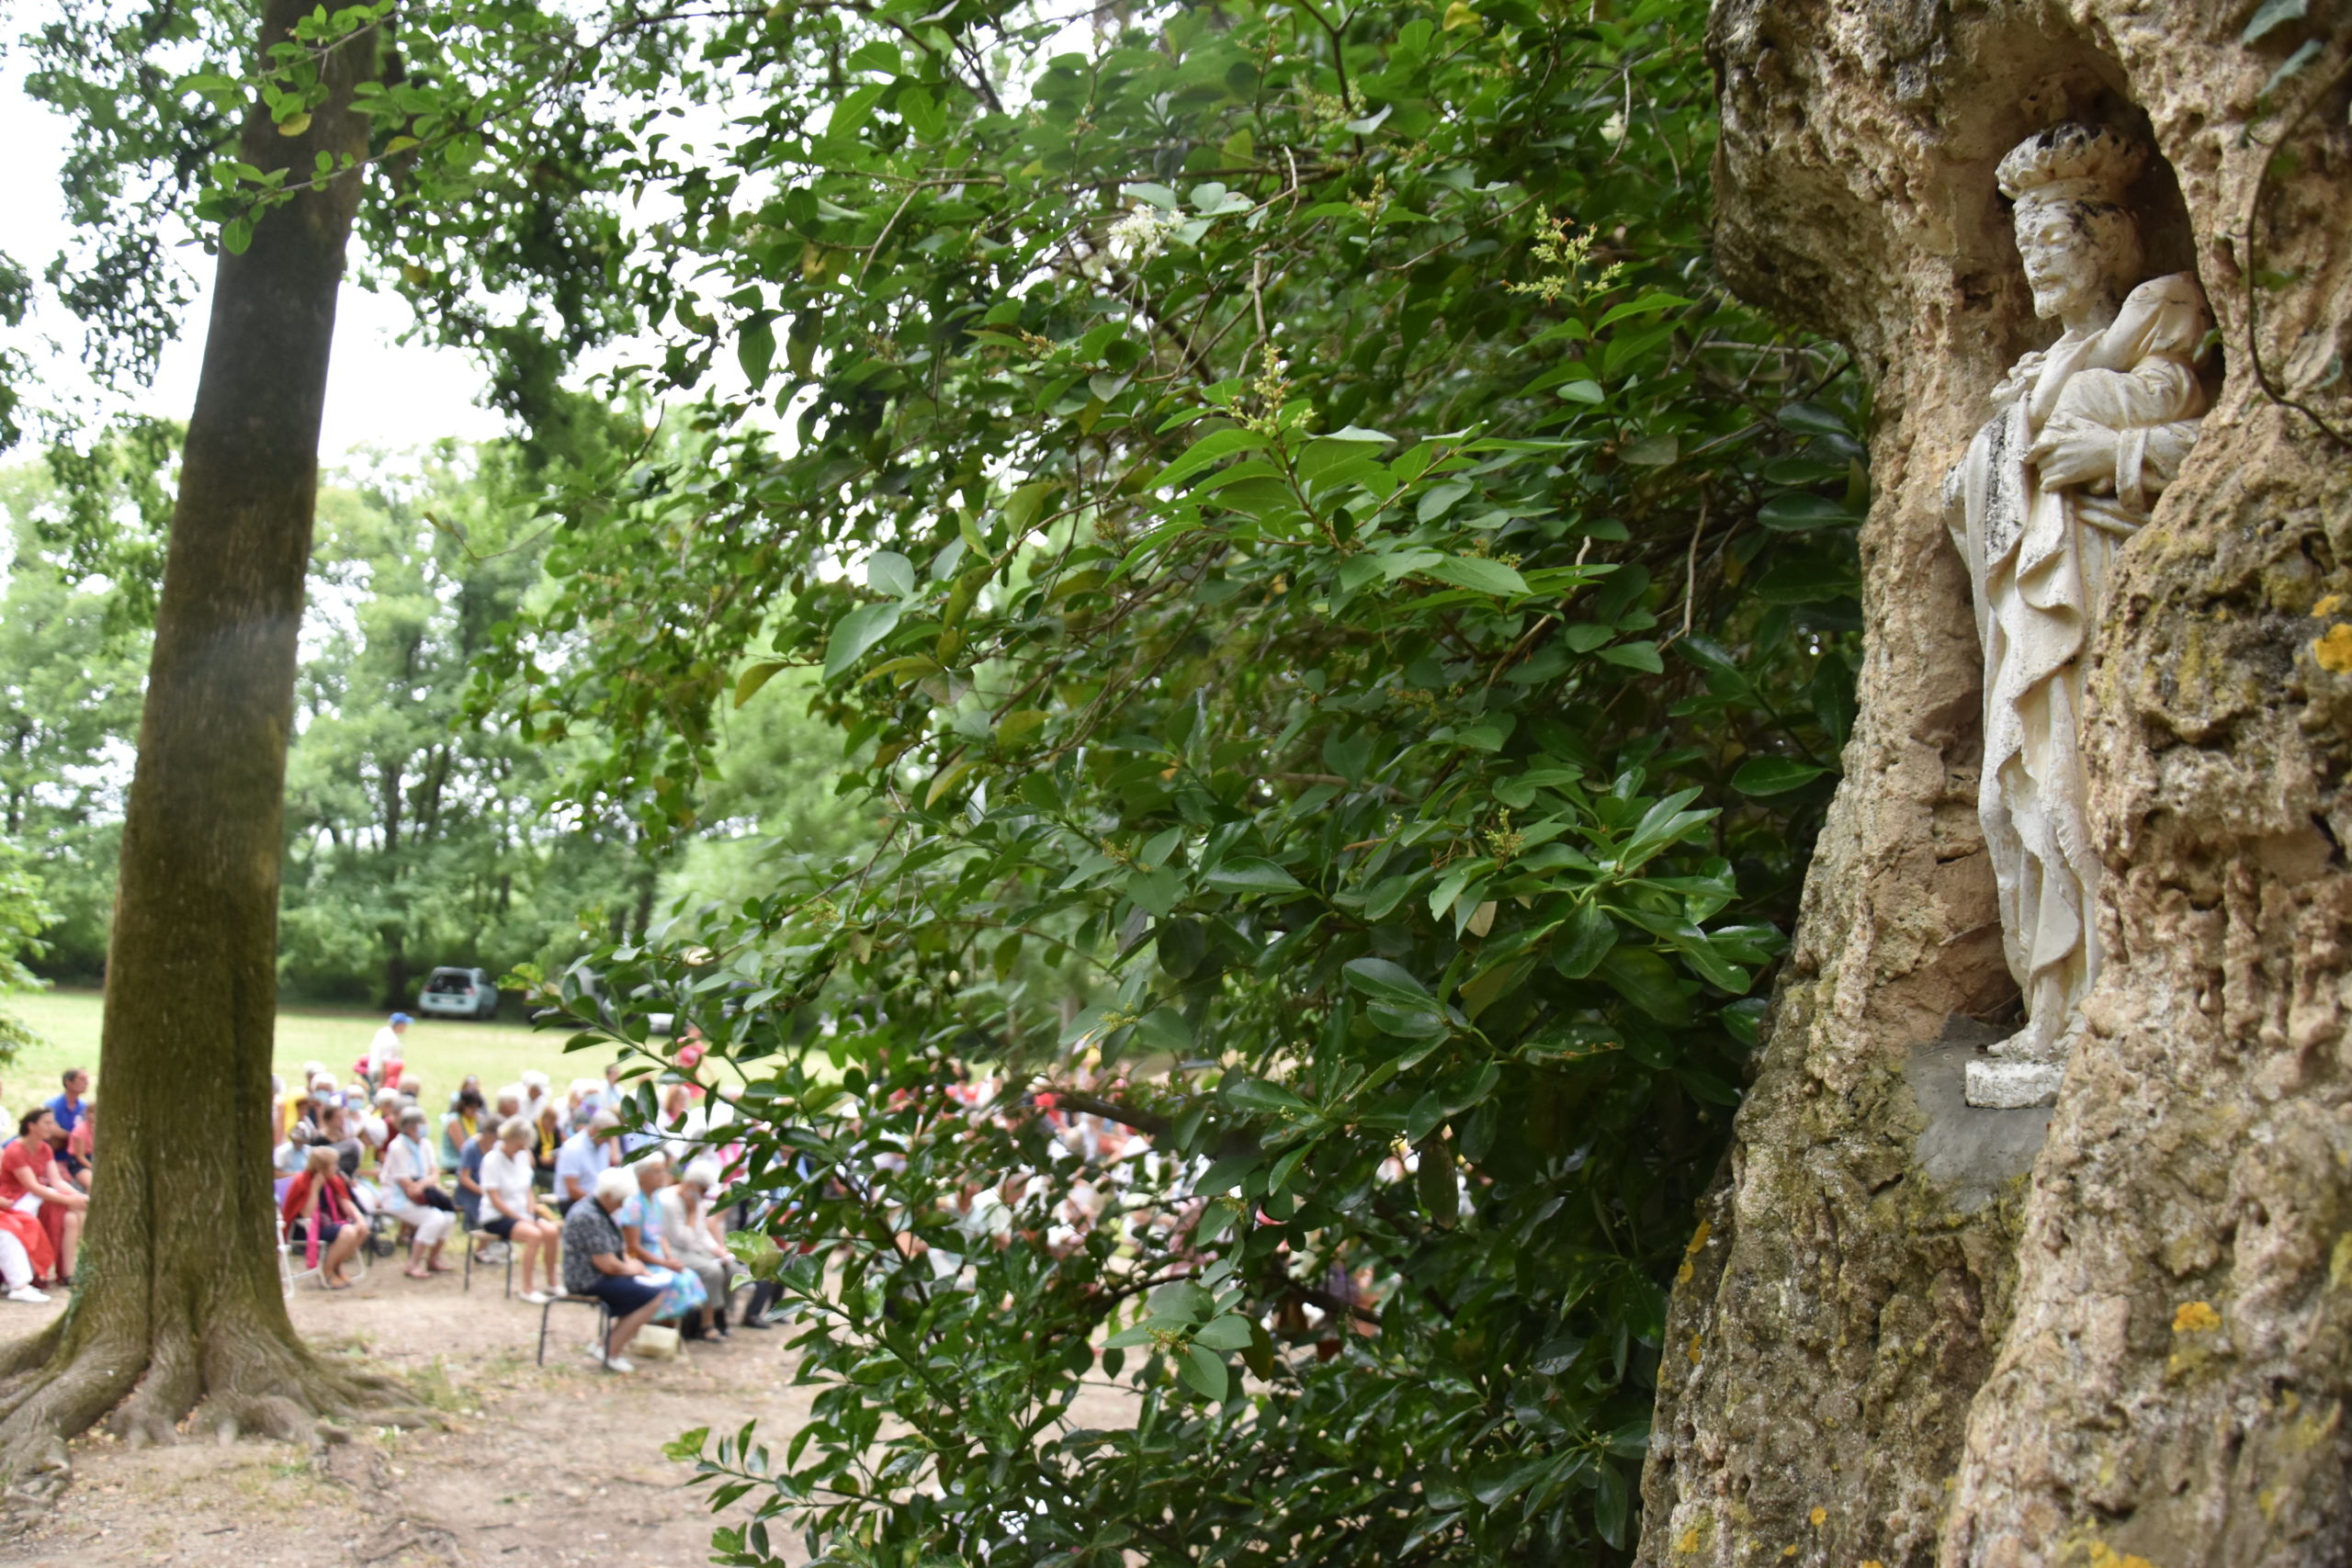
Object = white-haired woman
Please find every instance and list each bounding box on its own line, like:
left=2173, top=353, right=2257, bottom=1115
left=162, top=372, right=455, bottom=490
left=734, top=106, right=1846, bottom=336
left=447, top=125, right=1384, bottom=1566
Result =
left=561, top=1166, right=668, bottom=1372
left=657, top=1158, right=736, bottom=1338
left=381, top=1106, right=457, bottom=1278
left=616, top=1153, right=712, bottom=1337
left=480, top=1117, right=560, bottom=1303
left=360, top=1087, right=401, bottom=1170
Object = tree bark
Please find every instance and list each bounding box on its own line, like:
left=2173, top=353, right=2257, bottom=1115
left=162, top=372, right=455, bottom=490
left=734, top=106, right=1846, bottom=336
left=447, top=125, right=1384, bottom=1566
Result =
left=1640, top=6, right=2352, bottom=1565
left=382, top=931, right=409, bottom=1014
left=0, top=0, right=411, bottom=1484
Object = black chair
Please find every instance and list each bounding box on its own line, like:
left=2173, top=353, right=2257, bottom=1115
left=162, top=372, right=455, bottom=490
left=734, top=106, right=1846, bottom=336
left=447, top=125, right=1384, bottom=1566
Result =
left=537, top=1293, right=612, bottom=1366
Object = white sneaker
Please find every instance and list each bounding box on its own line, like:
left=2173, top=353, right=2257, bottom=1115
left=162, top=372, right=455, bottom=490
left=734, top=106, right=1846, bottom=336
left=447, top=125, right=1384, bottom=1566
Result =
left=601, top=1355, right=635, bottom=1374
left=478, top=1243, right=510, bottom=1264
left=519, top=1289, right=552, bottom=1305
left=6, top=1286, right=49, bottom=1304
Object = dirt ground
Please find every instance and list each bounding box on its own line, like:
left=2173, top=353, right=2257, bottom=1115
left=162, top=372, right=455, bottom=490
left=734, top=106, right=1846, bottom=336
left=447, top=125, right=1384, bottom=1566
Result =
left=0, top=1261, right=819, bottom=1568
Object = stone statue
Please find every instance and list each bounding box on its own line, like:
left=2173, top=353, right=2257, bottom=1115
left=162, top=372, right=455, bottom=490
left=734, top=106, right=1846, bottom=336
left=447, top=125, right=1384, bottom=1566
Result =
left=1947, top=124, right=2211, bottom=1109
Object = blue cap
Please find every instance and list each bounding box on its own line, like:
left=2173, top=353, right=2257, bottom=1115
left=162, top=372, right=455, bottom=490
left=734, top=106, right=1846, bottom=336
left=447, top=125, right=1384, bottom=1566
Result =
left=390, top=1012, right=413, bottom=1025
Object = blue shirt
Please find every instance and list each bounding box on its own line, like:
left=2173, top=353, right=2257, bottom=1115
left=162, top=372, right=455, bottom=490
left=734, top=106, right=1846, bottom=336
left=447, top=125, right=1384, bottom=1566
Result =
left=457, top=1141, right=489, bottom=1223
left=47, top=1094, right=84, bottom=1134
left=552, top=1130, right=611, bottom=1204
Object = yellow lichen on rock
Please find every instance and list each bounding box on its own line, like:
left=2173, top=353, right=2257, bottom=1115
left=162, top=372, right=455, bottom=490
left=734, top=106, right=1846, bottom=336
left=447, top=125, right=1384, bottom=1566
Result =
left=2313, top=624, right=2352, bottom=673
left=1677, top=1220, right=1712, bottom=1283
left=2170, top=1300, right=2222, bottom=1334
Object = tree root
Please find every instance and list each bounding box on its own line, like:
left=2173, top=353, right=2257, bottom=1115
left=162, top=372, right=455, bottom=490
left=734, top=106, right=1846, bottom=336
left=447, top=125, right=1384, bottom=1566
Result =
left=0, top=1320, right=63, bottom=1383
left=0, top=1314, right=428, bottom=1512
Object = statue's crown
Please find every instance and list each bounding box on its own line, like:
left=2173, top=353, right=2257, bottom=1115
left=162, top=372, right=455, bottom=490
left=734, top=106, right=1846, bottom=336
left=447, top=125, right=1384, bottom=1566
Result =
left=1997, top=122, right=2145, bottom=206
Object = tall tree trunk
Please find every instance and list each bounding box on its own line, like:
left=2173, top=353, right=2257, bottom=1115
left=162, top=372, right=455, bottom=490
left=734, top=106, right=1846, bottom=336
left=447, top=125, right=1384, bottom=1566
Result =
left=380, top=758, right=404, bottom=854
left=382, top=932, right=409, bottom=1014
left=0, top=0, right=408, bottom=1478
left=1640, top=6, right=2352, bottom=1565
left=379, top=750, right=408, bottom=1010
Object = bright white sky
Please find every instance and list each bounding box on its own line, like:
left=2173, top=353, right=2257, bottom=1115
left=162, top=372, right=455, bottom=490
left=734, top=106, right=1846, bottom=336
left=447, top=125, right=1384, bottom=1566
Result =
left=0, top=57, right=505, bottom=463
left=0, top=1, right=1102, bottom=469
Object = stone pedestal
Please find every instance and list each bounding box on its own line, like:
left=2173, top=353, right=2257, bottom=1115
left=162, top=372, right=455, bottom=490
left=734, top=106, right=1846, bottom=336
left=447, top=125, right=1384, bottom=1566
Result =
left=1964, top=1056, right=2064, bottom=1109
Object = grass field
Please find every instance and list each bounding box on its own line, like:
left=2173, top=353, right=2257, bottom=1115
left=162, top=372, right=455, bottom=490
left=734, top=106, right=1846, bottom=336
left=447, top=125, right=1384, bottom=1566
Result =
left=0, top=987, right=636, bottom=1109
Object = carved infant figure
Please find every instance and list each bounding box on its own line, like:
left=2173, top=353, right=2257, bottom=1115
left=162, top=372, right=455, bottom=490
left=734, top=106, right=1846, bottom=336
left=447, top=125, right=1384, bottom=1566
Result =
left=1945, top=123, right=2211, bottom=1108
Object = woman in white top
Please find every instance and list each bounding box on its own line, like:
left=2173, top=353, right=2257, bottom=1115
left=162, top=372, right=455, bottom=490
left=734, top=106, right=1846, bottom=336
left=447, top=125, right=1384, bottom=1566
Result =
left=380, top=1107, right=457, bottom=1278
left=479, top=1117, right=560, bottom=1303
left=657, top=1159, right=735, bottom=1333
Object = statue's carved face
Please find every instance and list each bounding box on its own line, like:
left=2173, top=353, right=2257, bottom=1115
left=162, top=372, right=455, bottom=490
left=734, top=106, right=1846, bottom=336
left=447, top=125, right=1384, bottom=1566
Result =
left=2014, top=198, right=2128, bottom=322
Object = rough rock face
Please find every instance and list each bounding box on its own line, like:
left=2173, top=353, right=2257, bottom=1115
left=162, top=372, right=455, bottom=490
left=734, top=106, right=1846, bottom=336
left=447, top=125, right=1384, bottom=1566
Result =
left=1639, top=5, right=2352, bottom=1565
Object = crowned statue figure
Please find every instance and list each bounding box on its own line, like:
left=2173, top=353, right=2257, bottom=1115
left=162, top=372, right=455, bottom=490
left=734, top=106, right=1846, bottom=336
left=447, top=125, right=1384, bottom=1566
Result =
left=1947, top=124, right=2212, bottom=1109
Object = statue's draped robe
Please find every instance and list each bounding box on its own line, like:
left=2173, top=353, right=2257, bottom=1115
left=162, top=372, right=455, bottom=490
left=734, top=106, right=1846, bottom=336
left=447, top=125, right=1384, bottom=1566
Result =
left=1947, top=273, right=2209, bottom=1058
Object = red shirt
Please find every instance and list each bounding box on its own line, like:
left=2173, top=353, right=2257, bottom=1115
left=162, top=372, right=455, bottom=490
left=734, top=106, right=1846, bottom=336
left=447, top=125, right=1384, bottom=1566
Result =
left=0, top=1139, right=57, bottom=1206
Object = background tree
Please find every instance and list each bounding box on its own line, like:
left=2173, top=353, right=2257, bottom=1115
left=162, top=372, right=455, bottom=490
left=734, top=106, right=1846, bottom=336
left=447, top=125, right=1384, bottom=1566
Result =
left=0, top=463, right=153, bottom=977
left=279, top=444, right=646, bottom=1005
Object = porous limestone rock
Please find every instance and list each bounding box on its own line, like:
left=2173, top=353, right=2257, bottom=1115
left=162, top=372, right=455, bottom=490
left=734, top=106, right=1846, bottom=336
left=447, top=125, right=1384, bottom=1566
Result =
left=1638, top=4, right=2352, bottom=1565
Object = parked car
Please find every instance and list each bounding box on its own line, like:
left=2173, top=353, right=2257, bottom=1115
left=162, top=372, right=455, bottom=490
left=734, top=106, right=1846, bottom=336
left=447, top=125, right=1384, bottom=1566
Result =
left=417, top=966, right=500, bottom=1021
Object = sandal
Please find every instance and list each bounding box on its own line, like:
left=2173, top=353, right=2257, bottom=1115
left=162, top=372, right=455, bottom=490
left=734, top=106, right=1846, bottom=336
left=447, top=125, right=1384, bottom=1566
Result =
left=404, top=1268, right=432, bottom=1280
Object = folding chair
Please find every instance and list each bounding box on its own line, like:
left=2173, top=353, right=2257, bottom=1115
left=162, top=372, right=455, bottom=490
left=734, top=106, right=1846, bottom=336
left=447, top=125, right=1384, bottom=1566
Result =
left=459, top=1211, right=516, bottom=1298
left=537, top=1293, right=612, bottom=1366
left=277, top=1212, right=368, bottom=1295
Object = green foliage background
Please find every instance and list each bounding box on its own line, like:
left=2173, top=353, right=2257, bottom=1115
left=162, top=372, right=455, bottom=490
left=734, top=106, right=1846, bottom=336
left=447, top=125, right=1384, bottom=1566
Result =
left=0, top=438, right=804, bottom=1003
left=482, top=0, right=1865, bottom=1561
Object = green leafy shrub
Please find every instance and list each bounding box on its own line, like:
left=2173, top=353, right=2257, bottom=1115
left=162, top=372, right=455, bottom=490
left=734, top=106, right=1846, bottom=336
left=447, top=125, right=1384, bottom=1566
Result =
left=491, top=0, right=1866, bottom=1560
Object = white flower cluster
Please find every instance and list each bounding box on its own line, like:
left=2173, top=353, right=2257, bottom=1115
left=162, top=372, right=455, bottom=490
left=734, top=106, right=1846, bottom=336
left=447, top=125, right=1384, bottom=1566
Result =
left=1105, top=205, right=1184, bottom=265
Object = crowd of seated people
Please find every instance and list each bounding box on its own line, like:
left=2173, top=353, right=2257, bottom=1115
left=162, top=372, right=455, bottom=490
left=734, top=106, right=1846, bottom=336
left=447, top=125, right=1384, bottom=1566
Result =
left=0, top=1017, right=773, bottom=1371
left=255, top=1021, right=763, bottom=1371
left=0, top=1071, right=97, bottom=1304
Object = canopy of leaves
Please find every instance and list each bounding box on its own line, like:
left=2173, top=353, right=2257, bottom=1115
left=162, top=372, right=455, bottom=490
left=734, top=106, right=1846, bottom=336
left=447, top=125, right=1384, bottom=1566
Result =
left=481, top=0, right=1864, bottom=1562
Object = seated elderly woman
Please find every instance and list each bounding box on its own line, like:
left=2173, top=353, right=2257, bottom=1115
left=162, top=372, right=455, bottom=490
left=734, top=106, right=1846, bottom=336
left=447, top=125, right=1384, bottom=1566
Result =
left=553, top=1110, right=622, bottom=1213
left=478, top=1117, right=562, bottom=1303
left=561, top=1167, right=672, bottom=1373
left=281, top=1145, right=366, bottom=1290
left=656, top=1158, right=738, bottom=1337
left=615, top=1152, right=712, bottom=1337
left=306, top=1102, right=365, bottom=1179
left=439, top=1087, right=485, bottom=1174
left=359, top=1088, right=401, bottom=1169
left=379, top=1106, right=458, bottom=1278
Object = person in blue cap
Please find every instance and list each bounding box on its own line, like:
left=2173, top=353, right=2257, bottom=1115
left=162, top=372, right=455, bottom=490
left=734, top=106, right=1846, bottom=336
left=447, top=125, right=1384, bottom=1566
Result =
left=362, top=1013, right=412, bottom=1092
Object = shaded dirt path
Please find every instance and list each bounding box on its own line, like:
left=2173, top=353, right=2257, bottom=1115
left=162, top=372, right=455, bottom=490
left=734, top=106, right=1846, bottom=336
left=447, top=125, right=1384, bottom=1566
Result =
left=0, top=1263, right=818, bottom=1567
